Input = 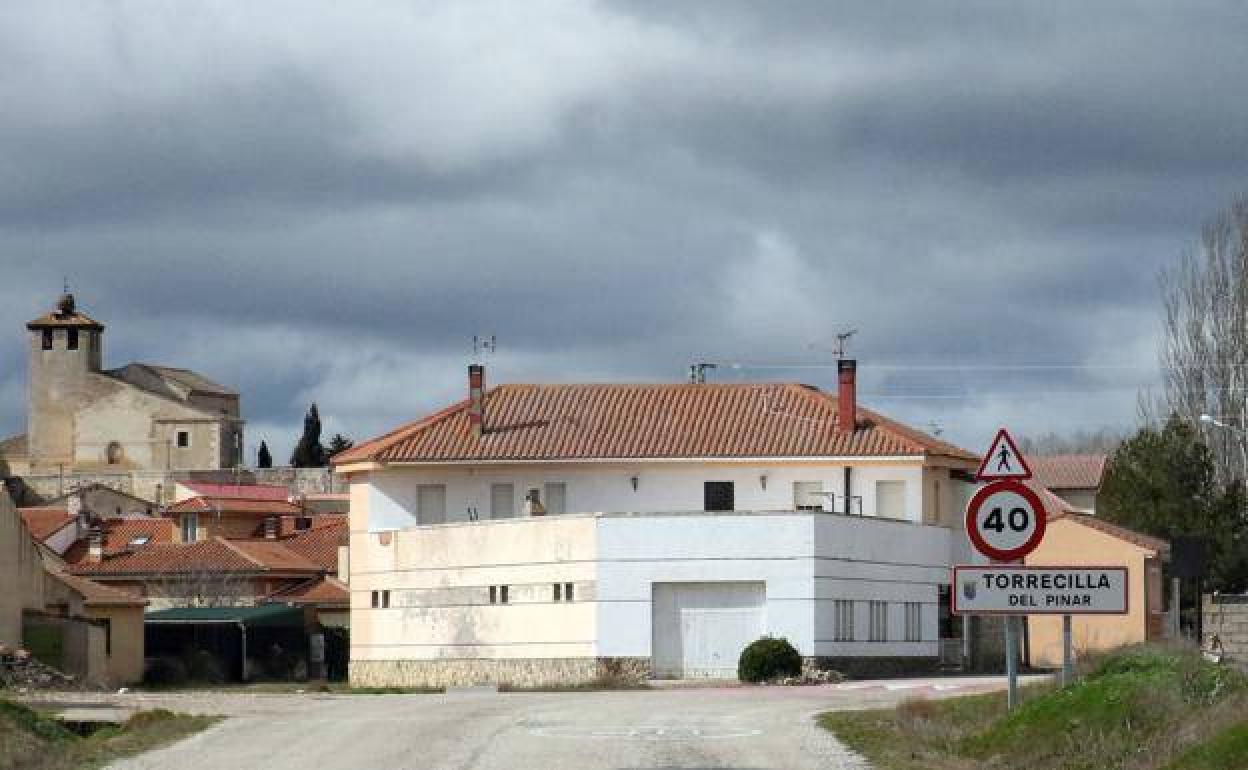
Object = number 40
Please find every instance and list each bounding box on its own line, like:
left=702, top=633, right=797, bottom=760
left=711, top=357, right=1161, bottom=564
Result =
left=984, top=506, right=1029, bottom=533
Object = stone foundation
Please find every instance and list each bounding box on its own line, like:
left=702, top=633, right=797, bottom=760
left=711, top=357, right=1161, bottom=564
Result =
left=349, top=656, right=651, bottom=689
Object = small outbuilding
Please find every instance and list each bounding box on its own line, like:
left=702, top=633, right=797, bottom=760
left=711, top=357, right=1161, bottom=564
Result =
left=145, top=604, right=308, bottom=682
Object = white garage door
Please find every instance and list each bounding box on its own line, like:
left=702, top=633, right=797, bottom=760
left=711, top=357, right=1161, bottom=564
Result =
left=651, top=582, right=766, bottom=679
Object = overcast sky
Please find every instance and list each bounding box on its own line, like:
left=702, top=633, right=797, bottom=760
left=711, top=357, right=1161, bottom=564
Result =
left=2, top=2, right=1246, bottom=463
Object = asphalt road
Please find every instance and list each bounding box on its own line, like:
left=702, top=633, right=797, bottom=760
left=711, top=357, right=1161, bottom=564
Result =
left=101, top=676, right=1031, bottom=770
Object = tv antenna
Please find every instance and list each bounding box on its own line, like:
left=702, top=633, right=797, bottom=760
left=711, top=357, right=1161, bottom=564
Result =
left=833, top=329, right=858, bottom=359
left=472, top=334, right=497, bottom=362
left=689, top=362, right=718, bottom=384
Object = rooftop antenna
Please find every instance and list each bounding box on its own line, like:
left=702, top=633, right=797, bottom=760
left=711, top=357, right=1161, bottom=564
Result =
left=472, top=334, right=497, bottom=364
left=63, top=276, right=70, bottom=294
left=928, top=419, right=945, bottom=437
left=689, top=362, right=718, bottom=384
left=834, top=329, right=858, bottom=359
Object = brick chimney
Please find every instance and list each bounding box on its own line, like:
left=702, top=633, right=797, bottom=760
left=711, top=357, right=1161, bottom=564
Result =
left=87, top=527, right=103, bottom=562
left=837, top=359, right=857, bottom=435
left=263, top=515, right=279, bottom=540
left=468, top=364, right=485, bottom=438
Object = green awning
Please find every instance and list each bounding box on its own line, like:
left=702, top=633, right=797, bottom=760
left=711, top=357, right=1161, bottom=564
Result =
left=145, top=605, right=305, bottom=628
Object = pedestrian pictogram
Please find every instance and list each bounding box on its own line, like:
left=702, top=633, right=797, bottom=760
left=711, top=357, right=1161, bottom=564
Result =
left=976, top=428, right=1032, bottom=481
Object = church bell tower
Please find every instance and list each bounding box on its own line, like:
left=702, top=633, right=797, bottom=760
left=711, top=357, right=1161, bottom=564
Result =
left=25, top=293, right=105, bottom=470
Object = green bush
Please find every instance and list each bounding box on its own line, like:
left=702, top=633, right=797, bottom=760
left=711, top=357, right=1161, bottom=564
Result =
left=738, top=636, right=802, bottom=683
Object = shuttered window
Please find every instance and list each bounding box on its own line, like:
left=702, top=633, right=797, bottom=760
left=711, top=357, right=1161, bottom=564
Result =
left=490, top=483, right=514, bottom=519
left=544, top=482, right=567, bottom=515
left=905, top=602, right=922, bottom=642
left=417, top=484, right=447, bottom=525
left=834, top=600, right=855, bottom=641
left=794, top=482, right=824, bottom=511
left=875, top=481, right=906, bottom=519
left=869, top=601, right=889, bottom=642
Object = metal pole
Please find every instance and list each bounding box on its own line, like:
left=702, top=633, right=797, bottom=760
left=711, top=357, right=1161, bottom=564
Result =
left=1005, top=616, right=1018, bottom=709
left=1062, top=615, right=1074, bottom=686
left=1170, top=577, right=1181, bottom=640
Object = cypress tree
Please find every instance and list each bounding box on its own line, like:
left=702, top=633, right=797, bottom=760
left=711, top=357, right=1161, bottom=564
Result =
left=290, top=403, right=326, bottom=467
left=257, top=440, right=273, bottom=469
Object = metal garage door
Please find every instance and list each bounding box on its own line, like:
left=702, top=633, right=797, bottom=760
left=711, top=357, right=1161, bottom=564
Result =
left=651, top=582, right=766, bottom=679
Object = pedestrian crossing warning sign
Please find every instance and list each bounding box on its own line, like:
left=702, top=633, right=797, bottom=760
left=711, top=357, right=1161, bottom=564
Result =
left=976, top=428, right=1032, bottom=481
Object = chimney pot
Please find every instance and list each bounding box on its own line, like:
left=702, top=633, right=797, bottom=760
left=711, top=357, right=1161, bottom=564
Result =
left=87, top=527, right=103, bottom=562
left=468, top=364, right=485, bottom=437
left=837, top=359, right=857, bottom=435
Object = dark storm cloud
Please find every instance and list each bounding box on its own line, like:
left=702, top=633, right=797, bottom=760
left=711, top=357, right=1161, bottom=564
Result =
left=1, top=1, right=1245, bottom=458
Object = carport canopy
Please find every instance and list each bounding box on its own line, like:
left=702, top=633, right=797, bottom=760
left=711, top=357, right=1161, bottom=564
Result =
left=145, top=605, right=305, bottom=628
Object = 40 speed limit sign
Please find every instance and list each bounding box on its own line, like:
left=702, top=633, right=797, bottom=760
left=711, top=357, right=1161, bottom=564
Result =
left=965, top=479, right=1047, bottom=562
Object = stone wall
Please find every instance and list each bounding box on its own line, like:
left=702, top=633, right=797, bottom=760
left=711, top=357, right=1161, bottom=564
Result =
left=253, top=467, right=347, bottom=495
left=350, top=657, right=650, bottom=689
left=7, top=466, right=344, bottom=506
left=1204, top=593, right=1248, bottom=668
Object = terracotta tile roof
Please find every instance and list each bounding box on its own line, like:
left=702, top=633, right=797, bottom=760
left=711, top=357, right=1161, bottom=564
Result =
left=227, top=539, right=323, bottom=571
left=245, top=513, right=345, bottom=539
left=265, top=576, right=349, bottom=606
left=177, top=482, right=290, bottom=501
left=280, top=519, right=347, bottom=572
left=62, top=518, right=175, bottom=562
left=19, top=506, right=74, bottom=541
left=335, top=383, right=977, bottom=465
left=1028, top=454, right=1108, bottom=491
left=168, top=496, right=302, bottom=516
left=66, top=536, right=323, bottom=576
left=49, top=570, right=147, bottom=607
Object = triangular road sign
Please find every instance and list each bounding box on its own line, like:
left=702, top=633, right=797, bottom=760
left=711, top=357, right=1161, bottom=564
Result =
left=976, top=428, right=1032, bottom=481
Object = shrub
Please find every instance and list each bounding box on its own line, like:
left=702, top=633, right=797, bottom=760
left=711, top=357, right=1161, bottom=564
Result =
left=738, top=636, right=802, bottom=683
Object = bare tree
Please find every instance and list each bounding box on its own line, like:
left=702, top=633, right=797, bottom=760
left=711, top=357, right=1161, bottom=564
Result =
left=1157, top=196, right=1248, bottom=486
left=144, top=569, right=255, bottom=609
left=1018, top=428, right=1125, bottom=456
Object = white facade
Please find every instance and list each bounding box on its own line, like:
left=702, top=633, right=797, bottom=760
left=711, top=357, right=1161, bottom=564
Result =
left=365, top=460, right=950, bottom=531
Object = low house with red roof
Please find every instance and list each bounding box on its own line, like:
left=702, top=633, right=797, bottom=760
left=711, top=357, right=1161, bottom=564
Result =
left=334, top=361, right=982, bottom=687
left=1028, top=454, right=1107, bottom=515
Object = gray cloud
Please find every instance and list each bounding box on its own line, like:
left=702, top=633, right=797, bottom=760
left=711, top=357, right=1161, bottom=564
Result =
left=2, top=1, right=1244, bottom=458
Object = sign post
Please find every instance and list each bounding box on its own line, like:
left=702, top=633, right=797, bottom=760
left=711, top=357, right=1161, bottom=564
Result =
left=958, top=428, right=1131, bottom=709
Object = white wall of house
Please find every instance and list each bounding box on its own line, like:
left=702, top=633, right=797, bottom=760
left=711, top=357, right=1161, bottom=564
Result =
left=366, top=460, right=935, bottom=532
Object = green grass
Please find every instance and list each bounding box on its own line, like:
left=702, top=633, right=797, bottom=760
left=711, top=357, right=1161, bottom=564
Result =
left=1164, top=722, right=1248, bottom=770
left=0, top=699, right=219, bottom=770
left=818, top=644, right=1248, bottom=770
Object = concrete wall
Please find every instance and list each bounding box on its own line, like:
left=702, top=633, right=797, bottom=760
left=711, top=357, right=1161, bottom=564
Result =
left=89, top=604, right=145, bottom=685
left=1024, top=517, right=1161, bottom=667
left=349, top=467, right=957, bottom=686
left=0, top=487, right=46, bottom=646
left=365, top=460, right=953, bottom=531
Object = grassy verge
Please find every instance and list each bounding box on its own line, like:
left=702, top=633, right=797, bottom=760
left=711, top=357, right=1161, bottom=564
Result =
left=818, top=644, right=1247, bottom=770
left=1164, top=721, right=1248, bottom=770
left=0, top=699, right=219, bottom=770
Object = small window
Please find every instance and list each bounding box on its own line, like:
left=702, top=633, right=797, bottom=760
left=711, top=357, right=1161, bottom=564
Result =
left=794, top=481, right=824, bottom=511
left=67, top=328, right=78, bottom=350
left=371, top=591, right=380, bottom=608
left=704, top=481, right=735, bottom=512
left=489, top=586, right=498, bottom=604
left=553, top=583, right=562, bottom=601
left=544, top=482, right=567, bottom=515
left=500, top=585, right=509, bottom=604
left=295, top=516, right=313, bottom=531
left=176, top=431, right=190, bottom=449
left=382, top=590, right=391, bottom=609
left=128, top=535, right=151, bottom=546
left=834, top=600, right=855, bottom=642
left=875, top=480, right=906, bottom=519
left=905, top=602, right=922, bottom=642
left=41, top=329, right=53, bottom=350
left=564, top=582, right=574, bottom=602
left=869, top=601, right=889, bottom=642
left=417, top=484, right=447, bottom=525
left=181, top=513, right=198, bottom=543
left=490, top=483, right=515, bottom=519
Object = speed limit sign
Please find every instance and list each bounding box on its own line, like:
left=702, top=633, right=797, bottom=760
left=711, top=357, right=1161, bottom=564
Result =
left=965, top=479, right=1047, bottom=561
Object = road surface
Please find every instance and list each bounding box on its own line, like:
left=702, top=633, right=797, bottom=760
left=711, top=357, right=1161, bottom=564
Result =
left=96, top=676, right=1033, bottom=770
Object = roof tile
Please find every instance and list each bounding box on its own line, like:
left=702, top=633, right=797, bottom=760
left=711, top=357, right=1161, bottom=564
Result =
left=336, top=383, right=976, bottom=465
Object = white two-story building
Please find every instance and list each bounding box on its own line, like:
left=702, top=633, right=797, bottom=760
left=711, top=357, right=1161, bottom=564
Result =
left=333, top=361, right=979, bottom=687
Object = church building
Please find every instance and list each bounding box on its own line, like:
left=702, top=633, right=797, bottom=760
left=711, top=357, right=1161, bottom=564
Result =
left=0, top=293, right=244, bottom=476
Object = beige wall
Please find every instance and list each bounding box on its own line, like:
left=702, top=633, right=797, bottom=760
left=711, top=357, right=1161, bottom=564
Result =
left=350, top=475, right=599, bottom=663
left=87, top=605, right=145, bottom=685
left=0, top=488, right=46, bottom=646
left=1025, top=518, right=1161, bottom=667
